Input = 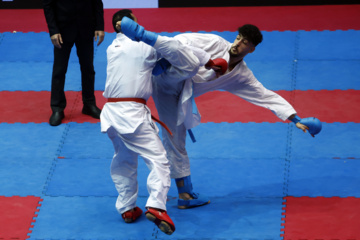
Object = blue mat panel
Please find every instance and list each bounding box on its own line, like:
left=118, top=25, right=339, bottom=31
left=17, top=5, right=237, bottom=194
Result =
left=169, top=197, right=284, bottom=239
left=94, top=60, right=107, bottom=91
left=59, top=122, right=113, bottom=159
left=1, top=31, right=359, bottom=63
left=296, top=60, right=360, bottom=90
left=297, top=30, right=360, bottom=60
left=4, top=59, right=355, bottom=93
left=186, top=122, right=289, bottom=159
left=0, top=32, right=53, bottom=62
left=45, top=158, right=119, bottom=197
left=183, top=157, right=286, bottom=198
left=0, top=61, right=85, bottom=91
left=288, top=157, right=360, bottom=197
left=246, top=31, right=297, bottom=61
left=93, top=32, right=117, bottom=63
left=246, top=60, right=294, bottom=90
left=290, top=123, right=360, bottom=159
left=60, top=122, right=289, bottom=159
left=0, top=157, right=53, bottom=196
left=0, top=62, right=52, bottom=91
left=0, top=123, right=66, bottom=159
left=2, top=31, right=359, bottom=92
left=5, top=60, right=358, bottom=92
left=44, top=156, right=286, bottom=198
left=29, top=196, right=283, bottom=240
left=45, top=157, right=173, bottom=198
left=0, top=32, right=79, bottom=62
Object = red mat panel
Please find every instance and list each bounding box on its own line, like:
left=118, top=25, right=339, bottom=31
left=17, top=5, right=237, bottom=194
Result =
left=0, top=5, right=359, bottom=33
left=281, top=196, right=360, bottom=239
left=196, top=90, right=360, bottom=123
left=0, top=90, right=359, bottom=124
left=0, top=91, right=150, bottom=124
left=196, top=90, right=290, bottom=123
left=0, top=196, right=42, bottom=239
left=0, top=91, right=102, bottom=124
left=293, top=90, right=360, bottom=124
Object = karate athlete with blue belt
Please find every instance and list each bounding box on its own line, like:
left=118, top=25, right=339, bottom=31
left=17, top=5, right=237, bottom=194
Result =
left=122, top=14, right=322, bottom=210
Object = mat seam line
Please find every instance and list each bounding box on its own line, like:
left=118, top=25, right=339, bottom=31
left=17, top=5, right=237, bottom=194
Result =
left=281, top=30, right=300, bottom=240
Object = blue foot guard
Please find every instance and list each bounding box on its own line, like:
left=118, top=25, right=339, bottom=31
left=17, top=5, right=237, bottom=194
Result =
left=175, top=175, right=210, bottom=209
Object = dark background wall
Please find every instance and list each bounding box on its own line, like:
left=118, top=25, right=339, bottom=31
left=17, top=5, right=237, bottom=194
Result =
left=0, top=0, right=358, bottom=9
left=0, top=0, right=42, bottom=9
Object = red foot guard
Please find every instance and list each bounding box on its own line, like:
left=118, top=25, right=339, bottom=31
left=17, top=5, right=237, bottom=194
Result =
left=145, top=208, right=175, bottom=235
left=122, top=207, right=143, bottom=223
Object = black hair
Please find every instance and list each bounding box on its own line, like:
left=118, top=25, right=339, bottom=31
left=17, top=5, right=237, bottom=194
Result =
left=112, top=9, right=134, bottom=33
left=238, top=24, right=263, bottom=46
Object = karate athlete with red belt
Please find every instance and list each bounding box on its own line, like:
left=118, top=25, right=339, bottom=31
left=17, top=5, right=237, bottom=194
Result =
left=100, top=9, right=227, bottom=235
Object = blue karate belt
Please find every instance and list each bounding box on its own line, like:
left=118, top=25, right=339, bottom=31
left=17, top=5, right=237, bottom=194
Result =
left=187, top=95, right=197, bottom=143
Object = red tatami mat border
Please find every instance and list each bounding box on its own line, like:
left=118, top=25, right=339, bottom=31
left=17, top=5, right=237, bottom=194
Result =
left=0, top=5, right=359, bottom=33
left=0, top=90, right=358, bottom=124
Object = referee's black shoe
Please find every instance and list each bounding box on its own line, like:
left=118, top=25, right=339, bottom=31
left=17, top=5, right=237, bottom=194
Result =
left=82, top=104, right=101, bottom=119
left=49, top=111, right=64, bottom=126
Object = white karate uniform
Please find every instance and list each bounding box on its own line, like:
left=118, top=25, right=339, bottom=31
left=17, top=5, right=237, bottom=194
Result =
left=152, top=33, right=297, bottom=179
left=100, top=33, right=202, bottom=214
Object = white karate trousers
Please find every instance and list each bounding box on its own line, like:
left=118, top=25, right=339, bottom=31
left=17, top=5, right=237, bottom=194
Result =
left=107, top=121, right=171, bottom=214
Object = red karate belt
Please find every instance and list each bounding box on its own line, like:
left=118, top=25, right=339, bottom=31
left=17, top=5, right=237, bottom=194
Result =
left=107, top=98, right=173, bottom=136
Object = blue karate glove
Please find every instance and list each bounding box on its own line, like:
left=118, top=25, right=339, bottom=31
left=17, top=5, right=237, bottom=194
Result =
left=300, top=117, right=322, bottom=136
left=291, top=115, right=322, bottom=137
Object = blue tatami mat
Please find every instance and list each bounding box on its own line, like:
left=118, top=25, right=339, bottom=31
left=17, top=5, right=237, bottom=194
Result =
left=0, top=123, right=66, bottom=159
left=93, top=32, right=117, bottom=63
left=297, top=30, right=360, bottom=60
left=59, top=122, right=113, bottom=159
left=30, top=196, right=283, bottom=240
left=61, top=122, right=357, bottom=162
left=0, top=157, right=52, bottom=196
left=0, top=62, right=52, bottom=91
left=290, top=123, right=360, bottom=159
left=246, top=60, right=294, bottom=90
left=94, top=60, right=107, bottom=91
left=246, top=31, right=297, bottom=61
left=59, top=122, right=289, bottom=159
left=186, top=122, right=289, bottom=159
left=288, top=157, right=360, bottom=197
left=0, top=32, right=79, bottom=62
left=0, top=61, right=85, bottom=91
left=296, top=60, right=360, bottom=90
left=179, top=157, right=286, bottom=198
left=44, top=156, right=286, bottom=198
left=2, top=31, right=359, bottom=92
left=45, top=158, right=118, bottom=197
left=0, top=32, right=53, bottom=62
